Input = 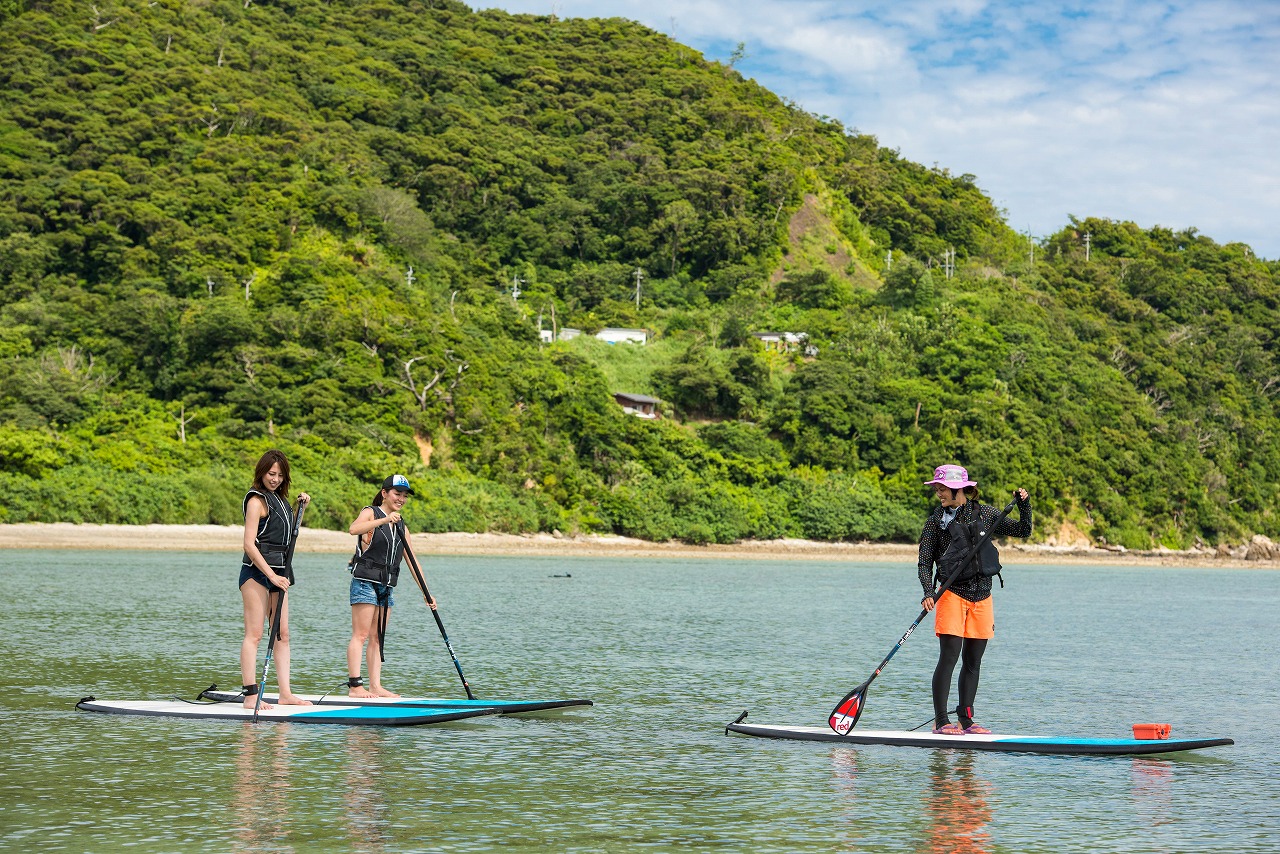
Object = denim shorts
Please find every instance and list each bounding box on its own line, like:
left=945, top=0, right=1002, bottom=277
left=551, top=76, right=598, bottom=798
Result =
left=350, top=577, right=394, bottom=607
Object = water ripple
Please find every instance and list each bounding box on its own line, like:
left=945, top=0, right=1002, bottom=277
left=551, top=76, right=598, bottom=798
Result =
left=0, top=553, right=1275, bottom=852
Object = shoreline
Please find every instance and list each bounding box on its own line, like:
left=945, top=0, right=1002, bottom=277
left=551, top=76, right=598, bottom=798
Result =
left=0, top=522, right=1275, bottom=567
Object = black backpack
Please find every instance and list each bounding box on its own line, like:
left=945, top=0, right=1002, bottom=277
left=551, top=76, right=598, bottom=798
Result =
left=936, top=503, right=1005, bottom=588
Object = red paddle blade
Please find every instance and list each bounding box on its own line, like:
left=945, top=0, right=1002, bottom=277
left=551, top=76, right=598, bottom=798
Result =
left=828, top=682, right=869, bottom=735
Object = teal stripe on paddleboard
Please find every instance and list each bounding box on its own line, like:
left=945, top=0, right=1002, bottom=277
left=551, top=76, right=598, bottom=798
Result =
left=295, top=706, right=490, bottom=720
left=379, top=699, right=559, bottom=708
left=998, top=737, right=1197, bottom=746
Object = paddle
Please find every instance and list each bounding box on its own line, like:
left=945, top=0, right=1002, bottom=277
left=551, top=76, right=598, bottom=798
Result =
left=253, top=496, right=308, bottom=722
left=828, top=497, right=1017, bottom=735
left=404, top=545, right=476, bottom=700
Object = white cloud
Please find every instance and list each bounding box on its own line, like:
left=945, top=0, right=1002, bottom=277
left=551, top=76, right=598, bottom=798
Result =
left=770, top=24, right=903, bottom=75
left=483, top=0, right=1280, bottom=256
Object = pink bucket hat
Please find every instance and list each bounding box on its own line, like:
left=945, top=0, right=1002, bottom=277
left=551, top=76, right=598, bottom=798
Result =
left=924, top=464, right=977, bottom=489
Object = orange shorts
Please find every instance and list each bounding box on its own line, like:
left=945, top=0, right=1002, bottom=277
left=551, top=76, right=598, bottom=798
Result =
left=933, top=591, right=994, bottom=639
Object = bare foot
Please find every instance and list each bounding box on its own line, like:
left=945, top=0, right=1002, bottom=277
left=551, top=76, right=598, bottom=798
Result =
left=371, top=687, right=401, bottom=698
left=276, top=693, right=313, bottom=706
left=348, top=686, right=376, bottom=699
left=243, top=697, right=274, bottom=710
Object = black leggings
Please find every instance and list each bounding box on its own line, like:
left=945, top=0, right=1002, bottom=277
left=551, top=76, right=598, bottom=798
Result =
left=933, top=634, right=988, bottom=727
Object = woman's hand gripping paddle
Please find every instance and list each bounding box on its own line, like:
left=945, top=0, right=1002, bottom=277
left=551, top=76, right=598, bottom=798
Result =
left=828, top=498, right=1017, bottom=735
left=253, top=497, right=308, bottom=722
left=404, top=547, right=476, bottom=700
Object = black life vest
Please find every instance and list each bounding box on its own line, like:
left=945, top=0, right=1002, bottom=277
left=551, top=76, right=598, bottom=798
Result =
left=936, top=502, right=1004, bottom=588
left=349, top=506, right=405, bottom=587
left=242, top=489, right=293, bottom=575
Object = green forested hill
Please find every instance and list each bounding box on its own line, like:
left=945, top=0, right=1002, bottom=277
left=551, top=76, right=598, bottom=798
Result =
left=1, top=0, right=1277, bottom=547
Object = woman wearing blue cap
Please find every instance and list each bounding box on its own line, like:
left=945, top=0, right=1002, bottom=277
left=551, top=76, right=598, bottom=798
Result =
left=917, top=464, right=1031, bottom=735
left=345, top=474, right=433, bottom=698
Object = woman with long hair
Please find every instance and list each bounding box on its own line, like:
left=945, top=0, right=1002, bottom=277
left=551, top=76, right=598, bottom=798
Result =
left=238, top=449, right=312, bottom=709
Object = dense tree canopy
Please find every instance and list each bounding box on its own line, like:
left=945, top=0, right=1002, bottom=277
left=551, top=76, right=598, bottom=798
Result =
left=0, top=0, right=1276, bottom=547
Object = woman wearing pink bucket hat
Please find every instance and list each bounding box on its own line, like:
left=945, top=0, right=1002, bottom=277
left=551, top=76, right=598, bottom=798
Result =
left=917, top=464, right=1031, bottom=735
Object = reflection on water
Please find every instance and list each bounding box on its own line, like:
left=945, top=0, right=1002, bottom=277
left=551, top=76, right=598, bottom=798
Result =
left=233, top=725, right=294, bottom=853
left=828, top=749, right=862, bottom=849
left=230, top=724, right=394, bottom=852
left=2, top=553, right=1273, bottom=852
left=1131, top=758, right=1174, bottom=829
left=830, top=748, right=859, bottom=799
left=826, top=747, right=995, bottom=853
left=343, top=728, right=392, bottom=851
left=923, top=751, right=993, bottom=854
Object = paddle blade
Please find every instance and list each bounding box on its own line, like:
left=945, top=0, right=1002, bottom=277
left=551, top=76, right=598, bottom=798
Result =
left=828, top=682, right=869, bottom=735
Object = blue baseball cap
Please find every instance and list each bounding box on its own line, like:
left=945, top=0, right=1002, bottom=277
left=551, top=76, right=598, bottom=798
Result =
left=382, top=474, right=414, bottom=494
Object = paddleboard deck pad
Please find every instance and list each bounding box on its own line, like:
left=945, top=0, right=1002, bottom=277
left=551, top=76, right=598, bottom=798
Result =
left=76, top=697, right=501, bottom=726
left=198, top=685, right=591, bottom=714
left=726, top=720, right=1233, bottom=756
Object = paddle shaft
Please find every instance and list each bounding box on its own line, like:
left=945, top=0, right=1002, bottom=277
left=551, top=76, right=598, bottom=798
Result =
left=253, top=586, right=287, bottom=720
left=404, top=547, right=476, bottom=700
left=829, top=497, right=1017, bottom=733
left=253, top=498, right=307, bottom=721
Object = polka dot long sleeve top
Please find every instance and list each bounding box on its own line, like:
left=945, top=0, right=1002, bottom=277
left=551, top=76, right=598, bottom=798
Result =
left=917, top=495, right=1033, bottom=603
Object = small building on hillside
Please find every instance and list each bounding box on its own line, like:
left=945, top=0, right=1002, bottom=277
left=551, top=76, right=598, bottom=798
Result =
left=541, top=327, right=582, bottom=343
left=614, top=392, right=660, bottom=419
left=596, top=327, right=648, bottom=345
left=540, top=327, right=647, bottom=345
left=752, top=331, right=816, bottom=356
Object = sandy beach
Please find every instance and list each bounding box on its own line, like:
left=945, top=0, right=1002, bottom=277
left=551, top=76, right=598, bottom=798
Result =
left=0, top=522, right=1275, bottom=567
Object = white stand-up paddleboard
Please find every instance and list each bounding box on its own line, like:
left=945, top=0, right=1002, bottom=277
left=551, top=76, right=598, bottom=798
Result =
left=77, top=697, right=501, bottom=727
left=197, top=685, right=592, bottom=714
left=726, top=719, right=1234, bottom=756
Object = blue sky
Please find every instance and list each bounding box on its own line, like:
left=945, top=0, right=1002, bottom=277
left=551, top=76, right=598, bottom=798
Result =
left=480, top=1, right=1280, bottom=259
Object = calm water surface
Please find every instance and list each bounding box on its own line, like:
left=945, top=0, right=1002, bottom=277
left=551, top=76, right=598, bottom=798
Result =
left=1, top=551, right=1276, bottom=852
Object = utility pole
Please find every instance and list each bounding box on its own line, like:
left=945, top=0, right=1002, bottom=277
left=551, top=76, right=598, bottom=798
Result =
left=406, top=265, right=416, bottom=287
left=1083, top=232, right=1091, bottom=262
left=1027, top=232, right=1035, bottom=266
left=535, top=301, right=559, bottom=344
left=633, top=267, right=644, bottom=309
left=511, top=274, right=524, bottom=304
left=885, top=250, right=892, bottom=270
left=944, top=247, right=955, bottom=279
